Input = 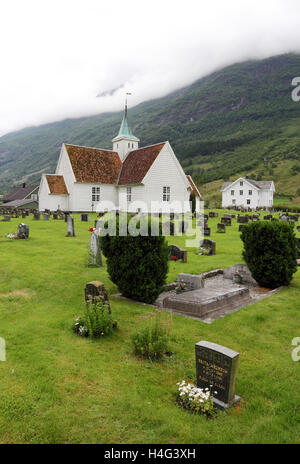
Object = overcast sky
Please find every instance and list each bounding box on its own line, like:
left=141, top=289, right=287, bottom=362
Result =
left=1, top=0, right=300, bottom=136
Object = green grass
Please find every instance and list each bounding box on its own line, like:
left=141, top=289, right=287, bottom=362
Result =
left=0, top=212, right=300, bottom=444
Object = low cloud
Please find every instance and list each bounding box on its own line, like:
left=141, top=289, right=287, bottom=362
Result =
left=1, top=0, right=300, bottom=136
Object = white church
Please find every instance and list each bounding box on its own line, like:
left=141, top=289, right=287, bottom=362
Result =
left=39, top=104, right=201, bottom=213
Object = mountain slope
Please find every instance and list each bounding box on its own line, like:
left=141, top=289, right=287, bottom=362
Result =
left=1, top=53, right=300, bottom=195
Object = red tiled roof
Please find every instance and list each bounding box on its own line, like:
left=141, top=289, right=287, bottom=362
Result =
left=118, top=143, right=166, bottom=185
left=46, top=175, right=69, bottom=195
left=65, top=144, right=121, bottom=184
left=186, top=175, right=201, bottom=197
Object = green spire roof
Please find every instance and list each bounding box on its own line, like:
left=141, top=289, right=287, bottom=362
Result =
left=112, top=103, right=139, bottom=142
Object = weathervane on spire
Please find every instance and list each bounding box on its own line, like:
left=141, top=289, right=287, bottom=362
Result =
left=125, top=92, right=132, bottom=116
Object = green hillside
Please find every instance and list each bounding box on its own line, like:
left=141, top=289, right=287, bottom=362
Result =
left=0, top=53, right=300, bottom=197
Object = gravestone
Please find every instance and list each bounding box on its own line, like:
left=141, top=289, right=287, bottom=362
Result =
left=178, top=221, right=188, bottom=234
left=237, top=215, right=249, bottom=224
left=3, top=215, right=10, bottom=222
left=204, top=227, right=211, bottom=236
left=178, top=273, right=204, bottom=291
left=22, top=211, right=27, bottom=219
left=17, top=223, right=29, bottom=239
left=81, top=213, right=91, bottom=222
left=89, top=232, right=103, bottom=267
left=217, top=223, right=226, bottom=233
left=53, top=213, right=58, bottom=220
left=33, top=212, right=40, bottom=220
left=221, top=217, right=231, bottom=226
left=85, top=281, right=111, bottom=313
left=263, top=215, right=272, bottom=220
left=43, top=213, right=50, bottom=221
left=162, top=221, right=175, bottom=236
left=195, top=340, right=240, bottom=409
left=66, top=215, right=75, bottom=237
left=169, top=244, right=187, bottom=263
left=199, top=239, right=216, bottom=255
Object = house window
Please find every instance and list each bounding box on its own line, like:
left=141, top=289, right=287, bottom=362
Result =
left=249, top=190, right=252, bottom=195
left=231, top=190, right=234, bottom=196
left=240, top=190, right=243, bottom=195
left=232, top=199, right=236, bottom=205
left=128, top=143, right=130, bottom=148
left=163, top=186, right=170, bottom=201
left=240, top=181, right=243, bottom=186
left=92, top=187, right=100, bottom=202
left=31, top=194, right=38, bottom=200
left=247, top=199, right=251, bottom=205
left=127, top=187, right=132, bottom=202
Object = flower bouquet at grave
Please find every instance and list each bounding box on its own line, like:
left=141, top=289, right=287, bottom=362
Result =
left=175, top=280, right=186, bottom=294
left=72, top=297, right=117, bottom=338
left=176, top=380, right=217, bottom=418
left=170, top=255, right=179, bottom=261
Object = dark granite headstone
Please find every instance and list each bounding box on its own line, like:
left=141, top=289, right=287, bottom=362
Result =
left=204, top=227, right=211, bottom=237
left=81, top=213, right=90, bottom=222
left=237, top=215, right=249, bottom=224
left=195, top=340, right=240, bottom=409
left=217, top=223, right=226, bottom=232
left=221, top=217, right=231, bottom=226
left=199, top=239, right=216, bottom=255
left=169, top=244, right=187, bottom=262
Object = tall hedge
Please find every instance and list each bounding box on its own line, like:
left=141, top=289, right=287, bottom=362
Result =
left=240, top=221, right=297, bottom=289
left=100, top=215, right=169, bottom=304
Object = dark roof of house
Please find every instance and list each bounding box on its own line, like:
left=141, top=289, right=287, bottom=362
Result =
left=65, top=144, right=121, bottom=184
left=221, top=179, right=273, bottom=191
left=45, top=175, right=69, bottom=194
left=118, top=143, right=166, bottom=186
left=3, top=184, right=38, bottom=202
left=2, top=198, right=39, bottom=208
left=186, top=175, right=201, bottom=198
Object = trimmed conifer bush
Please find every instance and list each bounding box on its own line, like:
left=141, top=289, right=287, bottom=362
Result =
left=240, top=221, right=297, bottom=289
left=100, top=214, right=169, bottom=304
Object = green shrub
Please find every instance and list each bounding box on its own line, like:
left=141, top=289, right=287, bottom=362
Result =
left=73, top=298, right=117, bottom=338
left=100, top=214, right=169, bottom=304
left=131, top=310, right=172, bottom=360
left=241, top=221, right=298, bottom=288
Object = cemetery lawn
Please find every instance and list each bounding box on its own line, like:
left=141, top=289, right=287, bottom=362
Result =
left=0, top=212, right=300, bottom=444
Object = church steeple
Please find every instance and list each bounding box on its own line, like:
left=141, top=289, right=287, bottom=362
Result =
left=112, top=94, right=139, bottom=161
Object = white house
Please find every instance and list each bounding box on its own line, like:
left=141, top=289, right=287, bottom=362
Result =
left=221, top=177, right=275, bottom=209
left=39, top=105, right=201, bottom=213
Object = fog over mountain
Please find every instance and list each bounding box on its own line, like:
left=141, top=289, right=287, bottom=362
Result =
left=1, top=0, right=300, bottom=136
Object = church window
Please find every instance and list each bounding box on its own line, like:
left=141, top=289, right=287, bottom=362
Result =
left=247, top=199, right=251, bottom=205
left=240, top=190, right=243, bottom=195
left=128, top=143, right=130, bottom=148
left=231, top=190, right=234, bottom=196
left=163, top=186, right=170, bottom=201
left=127, top=187, right=132, bottom=202
left=92, top=186, right=100, bottom=202
left=240, top=181, right=243, bottom=186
